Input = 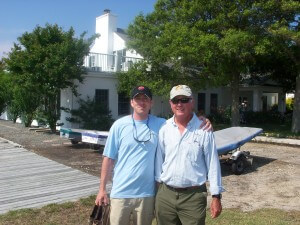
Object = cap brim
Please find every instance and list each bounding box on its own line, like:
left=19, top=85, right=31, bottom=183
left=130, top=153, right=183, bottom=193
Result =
left=132, top=93, right=151, bottom=99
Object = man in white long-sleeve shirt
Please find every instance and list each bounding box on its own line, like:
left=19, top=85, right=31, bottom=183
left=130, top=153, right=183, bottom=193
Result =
left=155, top=85, right=224, bottom=225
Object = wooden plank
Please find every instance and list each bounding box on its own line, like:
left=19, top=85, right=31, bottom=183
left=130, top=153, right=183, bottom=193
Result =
left=0, top=139, right=102, bottom=215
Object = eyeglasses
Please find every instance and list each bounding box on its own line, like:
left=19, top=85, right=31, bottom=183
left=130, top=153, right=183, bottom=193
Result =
left=132, top=115, right=152, bottom=143
left=171, top=98, right=191, bottom=104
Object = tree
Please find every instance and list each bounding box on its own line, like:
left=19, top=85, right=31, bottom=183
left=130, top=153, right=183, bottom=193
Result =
left=248, top=13, right=299, bottom=132
left=0, top=61, right=15, bottom=117
left=117, top=61, right=176, bottom=98
left=124, top=0, right=299, bottom=127
left=4, top=24, right=96, bottom=131
left=0, top=71, right=10, bottom=115
left=268, top=17, right=300, bottom=133
left=12, top=84, right=41, bottom=126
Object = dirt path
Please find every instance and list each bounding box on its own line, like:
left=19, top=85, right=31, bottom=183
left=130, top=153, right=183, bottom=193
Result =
left=0, top=120, right=299, bottom=212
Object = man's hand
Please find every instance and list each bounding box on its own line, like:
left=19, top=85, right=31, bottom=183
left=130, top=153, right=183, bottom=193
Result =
left=210, top=198, right=222, bottom=218
left=198, top=116, right=213, bottom=131
left=95, top=157, right=114, bottom=206
left=95, top=190, right=109, bottom=206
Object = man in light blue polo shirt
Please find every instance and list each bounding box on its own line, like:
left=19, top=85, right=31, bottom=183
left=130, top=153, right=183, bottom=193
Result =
left=155, top=85, right=224, bottom=225
left=95, top=86, right=164, bottom=225
left=95, top=85, right=212, bottom=225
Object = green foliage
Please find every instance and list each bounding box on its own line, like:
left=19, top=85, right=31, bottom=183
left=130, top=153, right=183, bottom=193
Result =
left=6, top=105, right=21, bottom=122
left=66, top=96, right=114, bottom=131
left=125, top=0, right=299, bottom=126
left=0, top=71, right=11, bottom=114
left=12, top=85, right=41, bottom=127
left=207, top=106, right=231, bottom=124
left=4, top=24, right=97, bottom=131
left=117, top=62, right=175, bottom=98
left=0, top=70, right=39, bottom=125
left=243, top=110, right=285, bottom=125
left=286, top=97, right=294, bottom=112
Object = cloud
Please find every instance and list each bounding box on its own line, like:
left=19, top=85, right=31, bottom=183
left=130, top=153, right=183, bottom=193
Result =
left=0, top=41, right=14, bottom=59
left=0, top=27, right=29, bottom=59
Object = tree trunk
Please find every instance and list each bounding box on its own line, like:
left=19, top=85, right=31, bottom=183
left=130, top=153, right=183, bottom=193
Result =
left=45, top=93, right=60, bottom=133
left=291, top=74, right=300, bottom=133
left=23, top=114, right=33, bottom=127
left=231, top=72, right=240, bottom=126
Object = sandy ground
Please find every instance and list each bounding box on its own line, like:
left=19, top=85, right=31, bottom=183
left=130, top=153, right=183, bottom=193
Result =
left=0, top=120, right=299, bottom=212
left=218, top=142, right=300, bottom=211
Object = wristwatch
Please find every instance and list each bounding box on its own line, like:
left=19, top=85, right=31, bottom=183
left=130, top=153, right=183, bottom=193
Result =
left=212, top=194, right=222, bottom=199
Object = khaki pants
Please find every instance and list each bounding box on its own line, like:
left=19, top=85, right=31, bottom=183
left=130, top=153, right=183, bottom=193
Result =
left=155, top=183, right=207, bottom=225
left=110, top=197, right=154, bottom=225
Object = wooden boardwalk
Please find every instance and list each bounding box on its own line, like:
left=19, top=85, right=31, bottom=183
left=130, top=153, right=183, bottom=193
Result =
left=0, top=137, right=101, bottom=214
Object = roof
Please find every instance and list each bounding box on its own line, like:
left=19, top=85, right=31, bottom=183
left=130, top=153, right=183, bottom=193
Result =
left=241, top=75, right=281, bottom=87
left=115, top=28, right=129, bottom=43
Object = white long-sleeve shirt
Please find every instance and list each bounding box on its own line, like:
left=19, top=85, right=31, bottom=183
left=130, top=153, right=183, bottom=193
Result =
left=155, top=113, right=225, bottom=195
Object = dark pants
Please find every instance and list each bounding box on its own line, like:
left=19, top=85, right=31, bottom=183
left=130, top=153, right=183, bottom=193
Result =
left=155, top=183, right=207, bottom=225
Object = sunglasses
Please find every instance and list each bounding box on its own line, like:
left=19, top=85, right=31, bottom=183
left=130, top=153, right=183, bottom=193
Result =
left=171, top=98, right=191, bottom=104
left=132, top=115, right=152, bottom=143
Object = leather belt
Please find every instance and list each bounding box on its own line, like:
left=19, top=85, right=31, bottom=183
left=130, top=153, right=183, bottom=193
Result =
left=164, top=183, right=206, bottom=192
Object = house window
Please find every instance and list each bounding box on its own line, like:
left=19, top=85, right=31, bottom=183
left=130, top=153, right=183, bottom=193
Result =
left=197, top=93, right=206, bottom=115
left=210, top=93, right=218, bottom=114
left=95, top=89, right=109, bottom=109
left=118, top=92, right=130, bottom=115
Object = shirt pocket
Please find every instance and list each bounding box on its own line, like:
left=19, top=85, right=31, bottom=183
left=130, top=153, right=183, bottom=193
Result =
left=186, top=139, right=204, bottom=166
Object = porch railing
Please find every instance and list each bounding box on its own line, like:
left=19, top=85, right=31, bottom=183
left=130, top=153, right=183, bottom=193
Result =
left=83, top=52, right=143, bottom=72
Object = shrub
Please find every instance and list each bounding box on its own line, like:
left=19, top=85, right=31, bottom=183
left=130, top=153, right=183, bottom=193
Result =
left=243, top=109, right=285, bottom=124
left=286, top=97, right=294, bottom=113
left=208, top=106, right=231, bottom=124
left=66, top=96, right=114, bottom=131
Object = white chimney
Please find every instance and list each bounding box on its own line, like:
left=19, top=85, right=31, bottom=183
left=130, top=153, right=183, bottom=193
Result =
left=92, top=9, right=117, bottom=54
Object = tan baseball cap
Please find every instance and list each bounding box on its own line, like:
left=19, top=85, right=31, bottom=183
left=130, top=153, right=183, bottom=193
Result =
left=170, top=85, right=192, bottom=100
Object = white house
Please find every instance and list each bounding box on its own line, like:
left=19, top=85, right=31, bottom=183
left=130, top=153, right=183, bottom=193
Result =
left=59, top=9, right=286, bottom=128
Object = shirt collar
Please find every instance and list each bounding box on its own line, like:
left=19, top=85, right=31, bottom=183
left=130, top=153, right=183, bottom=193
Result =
left=171, top=113, right=196, bottom=128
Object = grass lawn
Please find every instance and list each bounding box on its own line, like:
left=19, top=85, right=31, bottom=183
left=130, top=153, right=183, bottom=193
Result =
left=0, top=196, right=299, bottom=225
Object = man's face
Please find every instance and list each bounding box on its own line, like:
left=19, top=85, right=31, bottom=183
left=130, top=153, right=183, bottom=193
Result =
left=169, top=95, right=194, bottom=118
left=131, top=93, right=152, bottom=116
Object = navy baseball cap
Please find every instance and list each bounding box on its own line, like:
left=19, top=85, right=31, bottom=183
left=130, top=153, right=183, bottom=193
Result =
left=131, top=86, right=152, bottom=99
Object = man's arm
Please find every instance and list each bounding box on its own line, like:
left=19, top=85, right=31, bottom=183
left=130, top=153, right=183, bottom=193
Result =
left=203, top=132, right=224, bottom=218
left=95, top=156, right=114, bottom=206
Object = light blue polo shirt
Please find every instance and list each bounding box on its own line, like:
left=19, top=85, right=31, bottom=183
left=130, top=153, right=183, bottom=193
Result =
left=103, top=114, right=166, bottom=198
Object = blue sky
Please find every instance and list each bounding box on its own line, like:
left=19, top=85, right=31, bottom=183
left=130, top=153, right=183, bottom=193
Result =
left=0, top=0, right=157, bottom=58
